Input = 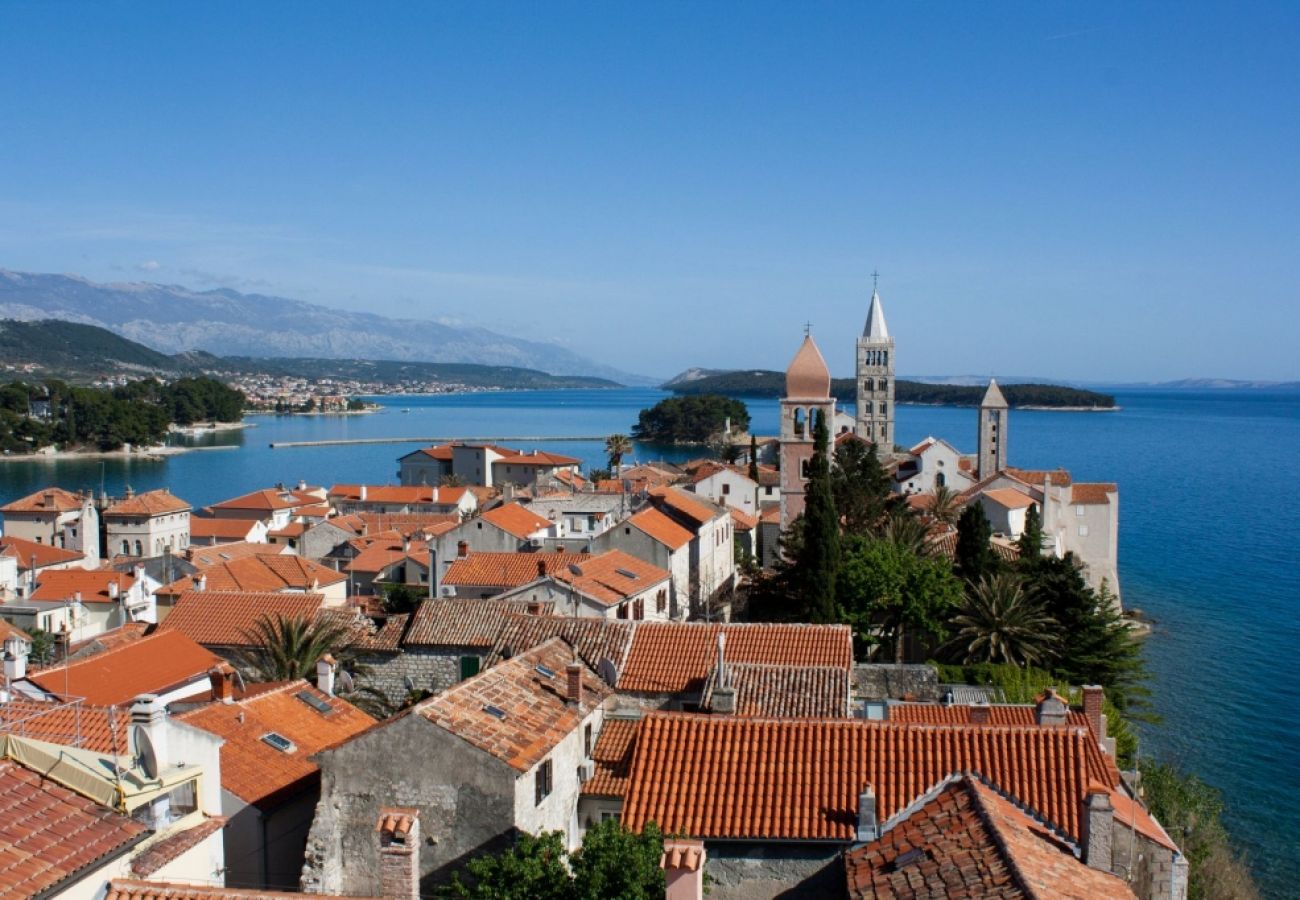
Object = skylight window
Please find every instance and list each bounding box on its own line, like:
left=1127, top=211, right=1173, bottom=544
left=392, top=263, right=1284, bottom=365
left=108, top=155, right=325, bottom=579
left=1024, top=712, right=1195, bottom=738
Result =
left=483, top=705, right=508, bottom=719
left=296, top=690, right=333, bottom=715
left=534, top=664, right=557, bottom=679
left=261, top=732, right=297, bottom=753
left=615, top=568, right=639, bottom=579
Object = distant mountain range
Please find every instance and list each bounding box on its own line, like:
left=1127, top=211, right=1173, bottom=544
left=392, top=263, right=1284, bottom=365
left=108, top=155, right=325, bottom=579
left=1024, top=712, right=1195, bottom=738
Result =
left=0, top=269, right=647, bottom=384
left=0, top=319, right=619, bottom=390
left=663, top=369, right=1298, bottom=393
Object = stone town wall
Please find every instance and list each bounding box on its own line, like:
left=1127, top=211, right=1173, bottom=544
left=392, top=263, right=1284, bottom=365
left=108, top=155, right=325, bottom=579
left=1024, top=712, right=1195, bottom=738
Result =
left=703, top=842, right=842, bottom=900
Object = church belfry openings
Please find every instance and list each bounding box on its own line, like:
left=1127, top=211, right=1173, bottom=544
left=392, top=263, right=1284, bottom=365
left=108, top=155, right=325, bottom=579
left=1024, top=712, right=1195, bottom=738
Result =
left=855, top=274, right=895, bottom=449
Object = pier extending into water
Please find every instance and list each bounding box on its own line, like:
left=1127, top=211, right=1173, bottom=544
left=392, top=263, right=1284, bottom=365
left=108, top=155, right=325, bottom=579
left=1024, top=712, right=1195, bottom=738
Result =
left=269, top=435, right=607, bottom=449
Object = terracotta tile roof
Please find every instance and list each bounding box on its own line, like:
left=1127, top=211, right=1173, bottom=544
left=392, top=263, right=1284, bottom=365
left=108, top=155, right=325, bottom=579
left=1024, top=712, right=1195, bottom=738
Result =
left=358, top=512, right=459, bottom=536
left=991, top=536, right=1023, bottom=562
left=582, top=715, right=639, bottom=797
left=210, top=488, right=318, bottom=512
left=188, top=542, right=285, bottom=567
left=0, top=699, right=130, bottom=754
left=648, top=486, right=721, bottom=527
left=165, top=553, right=346, bottom=595
left=189, top=517, right=263, bottom=540
left=550, top=549, right=670, bottom=607
left=844, top=775, right=1135, bottom=899
left=618, top=622, right=853, bottom=694
left=0, top=619, right=31, bottom=643
left=104, top=489, right=191, bottom=517
left=68, top=623, right=150, bottom=660
left=348, top=613, right=410, bottom=652
left=626, top=507, right=693, bottom=550
left=909, top=437, right=937, bottom=456
left=494, top=449, right=581, bottom=466
left=294, top=504, right=334, bottom=519
left=1005, top=467, right=1073, bottom=488
left=30, top=569, right=136, bottom=603
left=480, top=502, right=552, bottom=539
left=701, top=663, right=850, bottom=717
left=0, top=485, right=84, bottom=513
left=618, top=464, right=683, bottom=485
left=268, top=522, right=306, bottom=538
left=413, top=443, right=456, bottom=461
left=489, top=613, right=635, bottom=674
left=416, top=638, right=609, bottom=772
left=662, top=838, right=706, bottom=873
left=1071, top=483, right=1117, bottom=505
left=620, top=714, right=1110, bottom=843
left=26, top=631, right=220, bottom=706
left=982, top=488, right=1038, bottom=510
left=107, top=880, right=374, bottom=899
left=160, top=590, right=328, bottom=647
left=345, top=541, right=429, bottom=575
left=404, top=599, right=554, bottom=648
left=759, top=505, right=782, bottom=524
left=0, top=534, right=85, bottom=569
left=130, top=817, right=226, bottom=877
left=0, top=759, right=149, bottom=896
left=729, top=507, right=759, bottom=531
left=178, top=680, right=376, bottom=807
left=443, top=551, right=590, bottom=591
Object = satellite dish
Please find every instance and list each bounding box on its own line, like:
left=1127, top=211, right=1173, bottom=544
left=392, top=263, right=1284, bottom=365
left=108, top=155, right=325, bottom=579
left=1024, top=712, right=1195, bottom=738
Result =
left=337, top=670, right=356, bottom=693
left=132, top=725, right=159, bottom=779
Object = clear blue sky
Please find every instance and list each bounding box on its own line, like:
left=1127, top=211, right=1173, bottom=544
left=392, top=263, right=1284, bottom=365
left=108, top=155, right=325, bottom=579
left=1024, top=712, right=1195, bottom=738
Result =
left=2, top=1, right=1297, bottom=381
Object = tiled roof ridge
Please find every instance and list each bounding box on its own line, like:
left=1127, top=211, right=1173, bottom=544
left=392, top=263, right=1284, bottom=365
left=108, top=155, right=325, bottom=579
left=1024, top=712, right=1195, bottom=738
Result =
left=129, top=816, right=227, bottom=876
left=964, top=773, right=1072, bottom=900
left=28, top=627, right=165, bottom=675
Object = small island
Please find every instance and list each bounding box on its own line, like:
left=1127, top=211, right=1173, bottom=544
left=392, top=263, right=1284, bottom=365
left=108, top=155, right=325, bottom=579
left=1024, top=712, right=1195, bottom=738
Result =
left=632, top=393, right=751, bottom=443
left=667, top=370, right=1116, bottom=409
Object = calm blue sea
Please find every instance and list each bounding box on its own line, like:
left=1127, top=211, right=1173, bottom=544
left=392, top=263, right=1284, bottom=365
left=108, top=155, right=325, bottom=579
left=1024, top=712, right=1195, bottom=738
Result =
left=2, top=387, right=1296, bottom=893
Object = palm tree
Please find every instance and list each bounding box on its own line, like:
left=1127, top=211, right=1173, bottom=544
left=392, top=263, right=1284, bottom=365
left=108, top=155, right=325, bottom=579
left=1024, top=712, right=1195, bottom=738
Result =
left=880, top=510, right=933, bottom=557
left=240, top=613, right=354, bottom=681
left=944, top=573, right=1057, bottom=667
left=605, top=433, right=633, bottom=474
left=927, top=484, right=962, bottom=526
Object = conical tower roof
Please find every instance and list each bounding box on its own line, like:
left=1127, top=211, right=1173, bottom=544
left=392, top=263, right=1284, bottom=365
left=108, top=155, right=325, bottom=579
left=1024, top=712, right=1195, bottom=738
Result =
left=981, top=378, right=1009, bottom=409
left=863, top=289, right=889, bottom=339
left=785, top=335, right=831, bottom=399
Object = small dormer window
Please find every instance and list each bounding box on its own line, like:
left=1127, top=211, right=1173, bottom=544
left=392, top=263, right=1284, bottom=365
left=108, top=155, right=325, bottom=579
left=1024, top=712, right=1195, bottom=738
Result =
left=261, top=732, right=297, bottom=753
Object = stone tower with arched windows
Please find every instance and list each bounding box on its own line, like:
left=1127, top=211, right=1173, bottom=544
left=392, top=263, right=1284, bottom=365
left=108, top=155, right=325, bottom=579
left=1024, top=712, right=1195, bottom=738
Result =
left=780, top=334, right=836, bottom=530
left=978, top=378, right=1009, bottom=478
left=855, top=286, right=895, bottom=448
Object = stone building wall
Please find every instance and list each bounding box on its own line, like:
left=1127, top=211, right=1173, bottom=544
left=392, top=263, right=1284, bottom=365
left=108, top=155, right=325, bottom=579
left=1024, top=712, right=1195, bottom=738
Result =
left=354, top=646, right=480, bottom=705
left=703, top=842, right=842, bottom=899
left=1112, top=825, right=1188, bottom=900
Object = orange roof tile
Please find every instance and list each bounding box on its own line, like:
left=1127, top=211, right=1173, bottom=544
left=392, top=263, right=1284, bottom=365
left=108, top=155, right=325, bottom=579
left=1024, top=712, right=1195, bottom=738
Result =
left=729, top=507, right=759, bottom=531
left=178, top=680, right=376, bottom=807
left=0, top=699, right=131, bottom=754
left=130, top=817, right=226, bottom=877
left=582, top=716, right=639, bottom=798
left=188, top=542, right=285, bottom=567
left=404, top=599, right=554, bottom=648
left=1071, top=483, right=1117, bottom=505
left=0, top=486, right=84, bottom=514
left=416, top=638, right=609, bottom=772
left=0, top=619, right=30, bottom=643
left=1005, top=467, right=1073, bottom=487
left=329, top=484, right=471, bottom=505
left=210, top=488, right=319, bottom=512
left=358, top=512, right=459, bottom=536
left=443, top=551, right=590, bottom=590
left=701, top=663, right=850, bottom=717
left=845, top=775, right=1136, bottom=899
left=30, top=569, right=136, bottom=603
left=190, top=518, right=263, bottom=540
left=550, top=549, right=670, bottom=606
left=268, top=522, right=306, bottom=538
left=0, top=759, right=149, bottom=896
left=107, top=879, right=374, bottom=899
left=626, top=507, right=693, bottom=550
left=26, top=631, right=220, bottom=706
left=479, top=502, right=551, bottom=539
left=983, top=488, right=1038, bottom=510
left=489, top=613, right=635, bottom=674
left=165, top=553, right=346, bottom=595
left=494, top=449, right=581, bottom=466
left=160, top=591, right=328, bottom=647
left=648, top=486, right=720, bottom=526
left=104, top=489, right=191, bottom=516
left=0, top=534, right=84, bottom=569
left=620, top=714, right=1109, bottom=843
left=618, top=622, right=852, bottom=694
left=345, top=542, right=429, bottom=575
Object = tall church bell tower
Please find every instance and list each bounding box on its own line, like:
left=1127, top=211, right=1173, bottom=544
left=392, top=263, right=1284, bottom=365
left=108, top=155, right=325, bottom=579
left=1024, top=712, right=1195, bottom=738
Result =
left=855, top=277, right=895, bottom=449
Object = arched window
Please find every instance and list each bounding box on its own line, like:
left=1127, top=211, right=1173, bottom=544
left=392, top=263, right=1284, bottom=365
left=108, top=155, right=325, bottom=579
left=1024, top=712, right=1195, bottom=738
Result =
left=800, top=459, right=810, bottom=479
left=121, top=540, right=130, bottom=556
left=936, top=472, right=947, bottom=487
left=863, top=378, right=874, bottom=392
left=793, top=407, right=805, bottom=436
left=879, top=378, right=887, bottom=391
left=863, top=401, right=873, bottom=416
left=133, top=540, right=143, bottom=556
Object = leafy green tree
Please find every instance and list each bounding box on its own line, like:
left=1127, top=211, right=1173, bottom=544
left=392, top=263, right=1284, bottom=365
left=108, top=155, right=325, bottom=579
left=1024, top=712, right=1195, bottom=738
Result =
left=944, top=573, right=1057, bottom=666
left=570, top=820, right=665, bottom=900
left=632, top=394, right=750, bottom=443
left=837, top=534, right=964, bottom=662
left=587, top=467, right=612, bottom=483
left=443, top=830, right=572, bottom=900
left=794, top=409, right=838, bottom=623
left=27, top=628, right=57, bottom=666
left=1017, top=503, right=1044, bottom=558
left=831, top=439, right=892, bottom=534
left=955, top=503, right=999, bottom=581
left=239, top=613, right=354, bottom=681
left=604, top=433, right=633, bottom=473
left=381, top=582, right=425, bottom=615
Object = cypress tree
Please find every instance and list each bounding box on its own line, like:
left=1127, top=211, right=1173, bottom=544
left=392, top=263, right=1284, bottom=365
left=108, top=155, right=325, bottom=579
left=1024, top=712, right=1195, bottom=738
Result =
left=796, top=409, right=839, bottom=623
left=748, top=434, right=759, bottom=481
left=1017, top=503, right=1045, bottom=559
left=956, top=502, right=998, bottom=582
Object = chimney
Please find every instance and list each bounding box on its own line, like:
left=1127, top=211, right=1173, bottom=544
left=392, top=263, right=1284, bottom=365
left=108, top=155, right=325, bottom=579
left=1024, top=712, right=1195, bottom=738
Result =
left=566, top=662, right=583, bottom=707
left=4, top=636, right=29, bottom=681
left=133, top=562, right=145, bottom=584
left=42, top=491, right=55, bottom=509
left=503, top=483, right=515, bottom=502
left=457, top=541, right=469, bottom=559
left=712, top=632, right=735, bottom=714
left=1035, top=687, right=1069, bottom=726
left=359, top=485, right=368, bottom=502
left=1082, top=684, right=1105, bottom=739
left=969, top=701, right=991, bottom=725
left=536, top=559, right=547, bottom=578
left=129, top=693, right=170, bottom=770
left=109, top=581, right=120, bottom=600
left=376, top=808, right=420, bottom=899
left=195, top=573, right=207, bottom=592
left=209, top=664, right=235, bottom=702
left=402, top=537, right=411, bottom=554
left=1080, top=784, right=1114, bottom=873
left=428, top=547, right=439, bottom=600
left=297, top=479, right=307, bottom=491
left=316, top=654, right=336, bottom=696
left=855, top=786, right=878, bottom=842
left=661, top=838, right=707, bottom=900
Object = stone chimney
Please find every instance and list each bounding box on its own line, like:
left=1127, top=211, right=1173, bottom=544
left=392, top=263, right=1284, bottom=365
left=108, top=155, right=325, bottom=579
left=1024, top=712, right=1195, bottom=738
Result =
left=536, top=558, right=548, bottom=578
left=1082, top=684, right=1105, bottom=743
left=129, top=693, right=170, bottom=770
left=428, top=547, right=440, bottom=599
left=566, top=662, right=584, bottom=707
left=376, top=807, right=420, bottom=899
left=1035, top=688, right=1069, bottom=726
left=711, top=632, right=736, bottom=714
left=457, top=541, right=469, bottom=559
left=4, top=636, right=29, bottom=681
left=316, top=654, right=336, bottom=696
left=1080, top=784, right=1114, bottom=873
left=661, top=838, right=706, bottom=900
left=855, top=785, right=878, bottom=842
left=209, top=663, right=235, bottom=702
left=969, top=701, right=991, bottom=725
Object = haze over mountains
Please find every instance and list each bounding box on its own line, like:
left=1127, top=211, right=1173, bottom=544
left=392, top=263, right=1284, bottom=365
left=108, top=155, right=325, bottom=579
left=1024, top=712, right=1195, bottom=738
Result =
left=0, top=269, right=644, bottom=383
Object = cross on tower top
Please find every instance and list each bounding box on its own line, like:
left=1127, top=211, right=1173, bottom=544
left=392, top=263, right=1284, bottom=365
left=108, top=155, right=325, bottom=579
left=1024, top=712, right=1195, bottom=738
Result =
left=803, top=321, right=812, bottom=336
left=871, top=269, right=880, bottom=292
